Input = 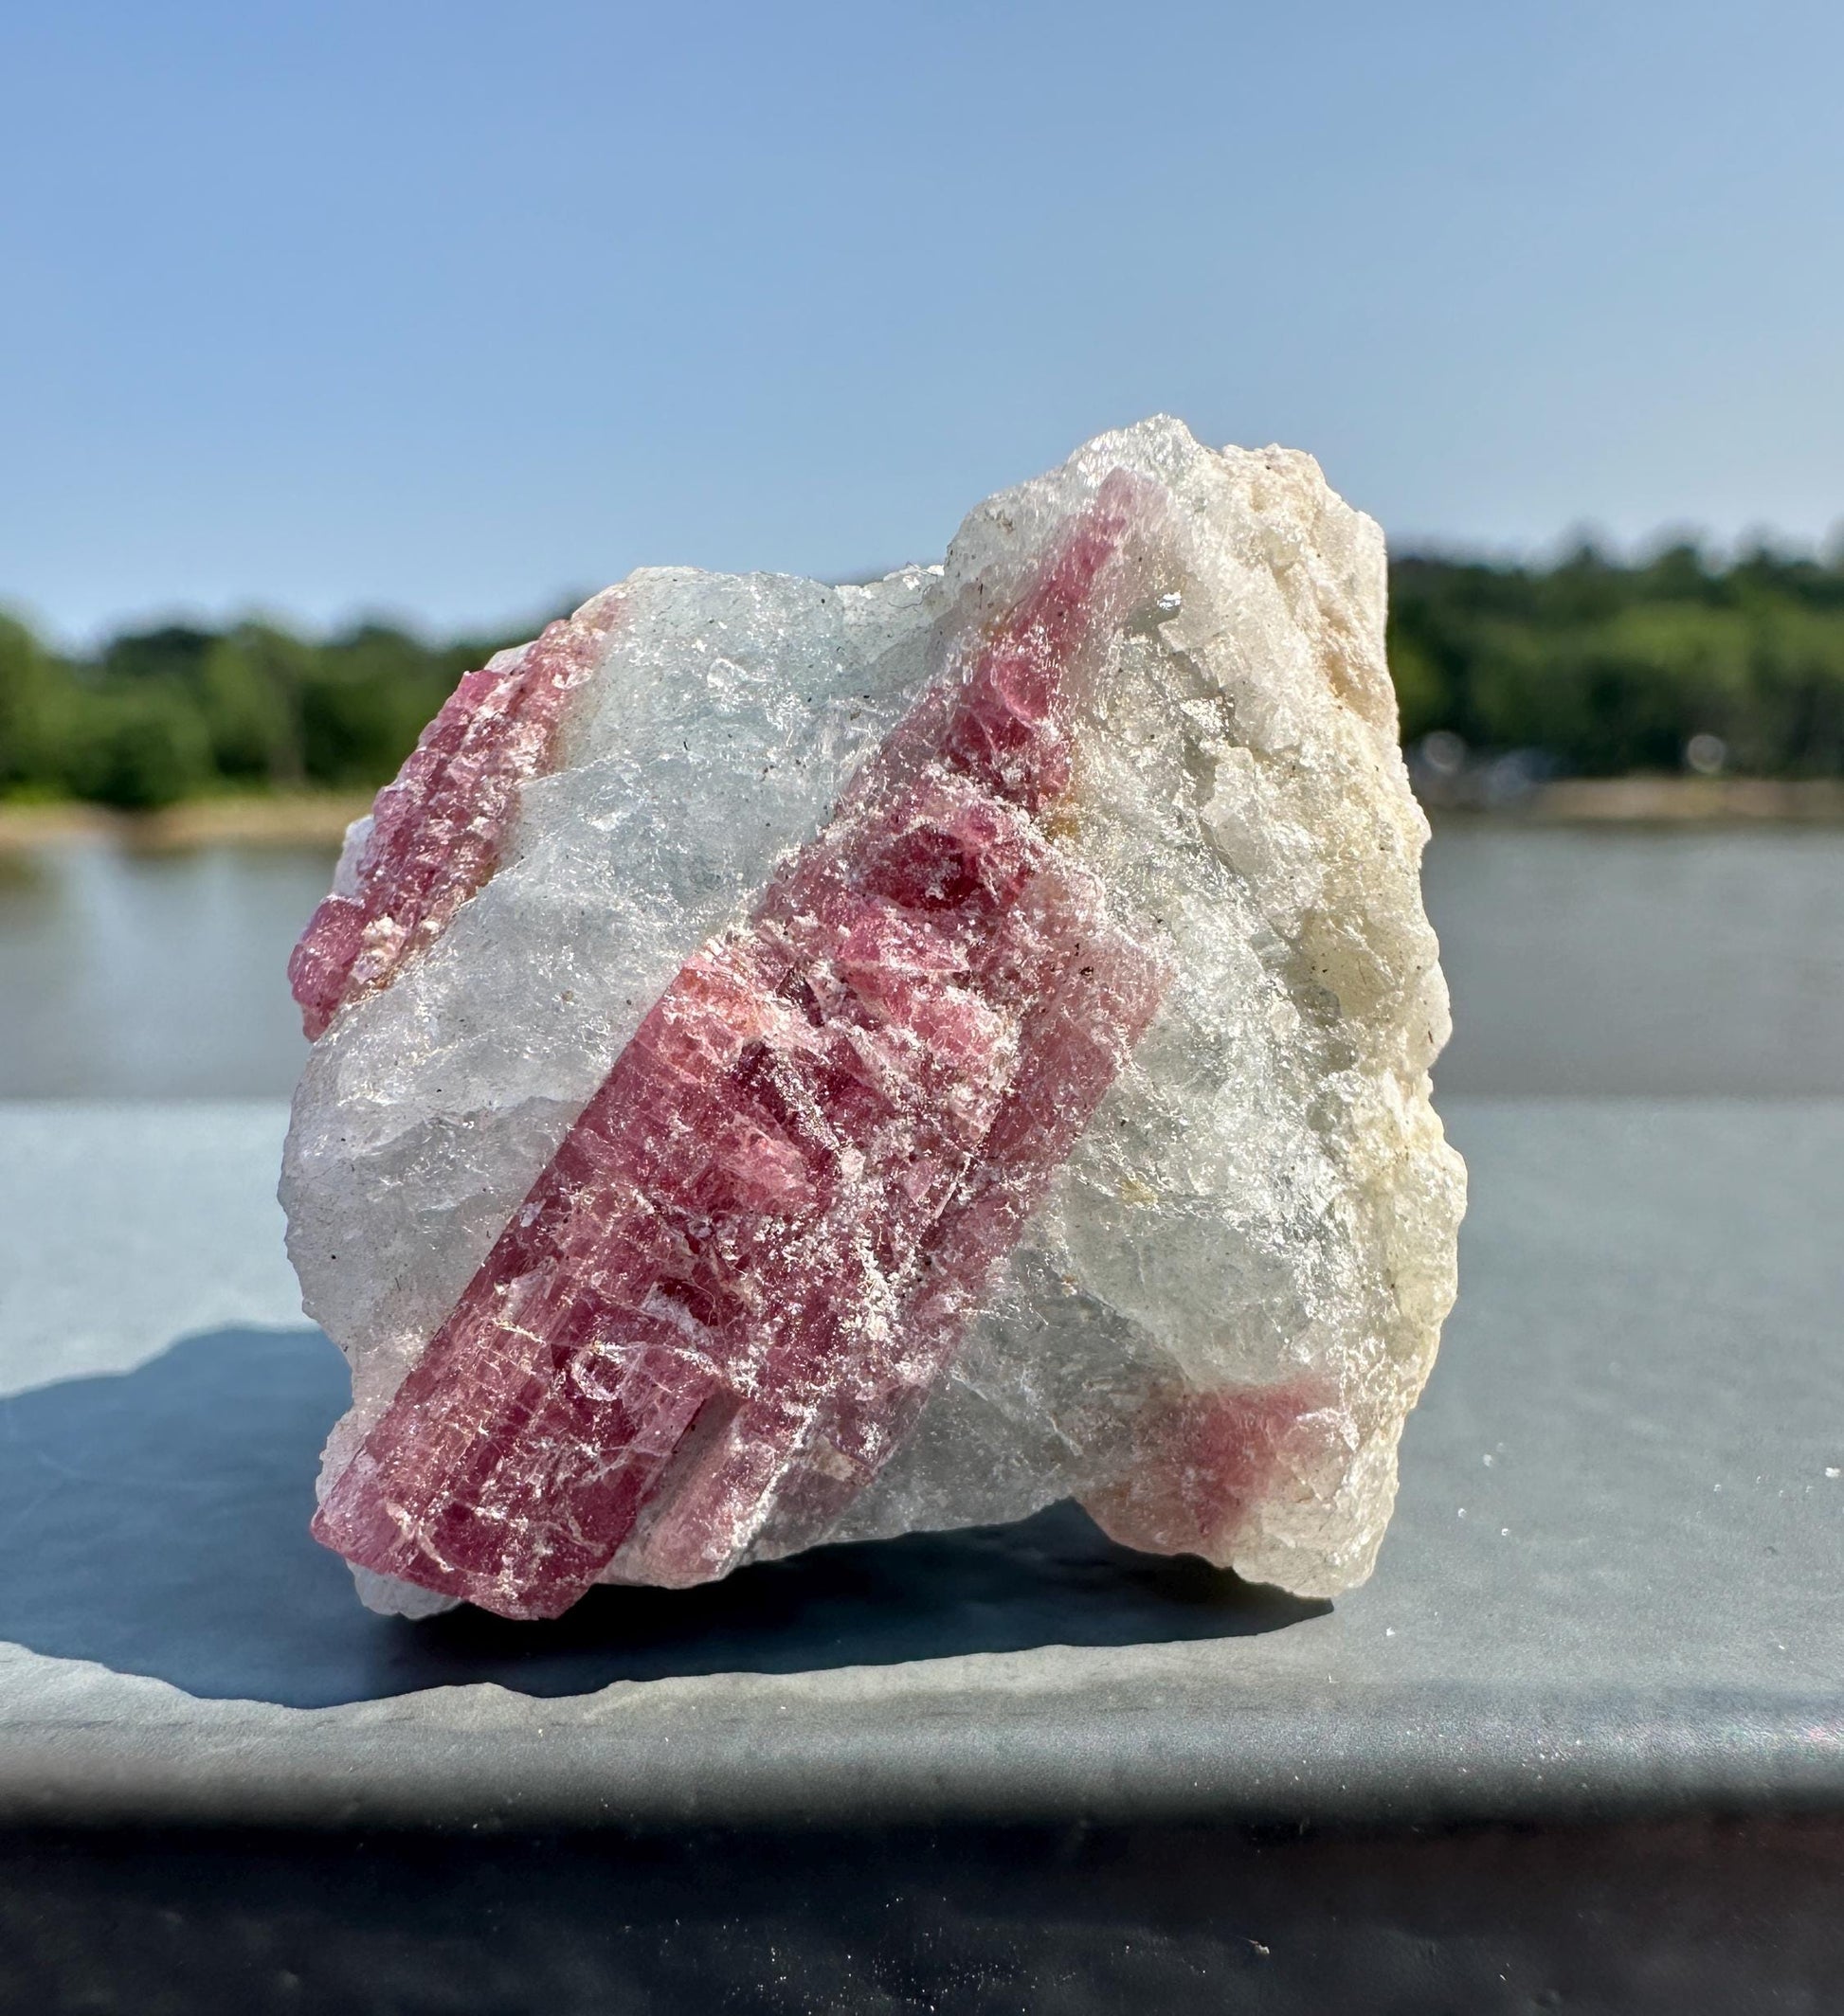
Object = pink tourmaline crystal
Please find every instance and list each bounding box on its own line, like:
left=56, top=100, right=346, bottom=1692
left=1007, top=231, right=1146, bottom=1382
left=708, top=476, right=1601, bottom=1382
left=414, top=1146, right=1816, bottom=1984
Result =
left=287, top=419, right=1468, bottom=1615
left=1081, top=1377, right=1333, bottom=1566
left=288, top=596, right=622, bottom=1039
left=312, top=476, right=1171, bottom=1618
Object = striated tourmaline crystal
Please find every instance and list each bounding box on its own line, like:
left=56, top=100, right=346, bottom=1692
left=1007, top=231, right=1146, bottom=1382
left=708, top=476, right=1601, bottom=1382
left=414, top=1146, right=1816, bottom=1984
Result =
left=289, top=594, right=623, bottom=1041
left=313, top=477, right=1168, bottom=1616
left=285, top=418, right=1466, bottom=1620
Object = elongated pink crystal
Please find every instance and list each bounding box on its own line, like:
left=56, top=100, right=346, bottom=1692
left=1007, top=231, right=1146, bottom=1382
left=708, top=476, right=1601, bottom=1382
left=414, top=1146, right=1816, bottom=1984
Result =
left=312, top=476, right=1169, bottom=1618
left=288, top=596, right=622, bottom=1039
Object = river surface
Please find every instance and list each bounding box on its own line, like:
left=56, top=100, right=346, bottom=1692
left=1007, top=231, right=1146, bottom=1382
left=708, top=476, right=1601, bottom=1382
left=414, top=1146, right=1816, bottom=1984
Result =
left=2, top=823, right=1841, bottom=1098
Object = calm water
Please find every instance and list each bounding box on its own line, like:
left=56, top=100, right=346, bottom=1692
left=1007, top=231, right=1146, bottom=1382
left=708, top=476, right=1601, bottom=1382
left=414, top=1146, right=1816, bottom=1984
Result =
left=2, top=825, right=1841, bottom=1098
left=0, top=843, right=337, bottom=1098
left=1424, top=823, right=1844, bottom=1095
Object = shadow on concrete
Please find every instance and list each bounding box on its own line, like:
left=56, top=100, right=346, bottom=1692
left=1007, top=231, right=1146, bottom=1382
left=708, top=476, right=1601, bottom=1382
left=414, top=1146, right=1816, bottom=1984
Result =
left=0, top=1327, right=1326, bottom=1707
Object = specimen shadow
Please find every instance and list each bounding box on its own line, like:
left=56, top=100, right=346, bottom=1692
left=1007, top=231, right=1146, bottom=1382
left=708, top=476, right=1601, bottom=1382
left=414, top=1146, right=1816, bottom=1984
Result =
left=0, top=1327, right=1325, bottom=1708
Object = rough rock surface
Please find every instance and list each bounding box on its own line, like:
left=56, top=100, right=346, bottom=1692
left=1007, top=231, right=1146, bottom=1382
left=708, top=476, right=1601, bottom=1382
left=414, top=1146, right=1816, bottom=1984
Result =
left=290, top=596, right=624, bottom=1041
left=283, top=417, right=1465, bottom=1619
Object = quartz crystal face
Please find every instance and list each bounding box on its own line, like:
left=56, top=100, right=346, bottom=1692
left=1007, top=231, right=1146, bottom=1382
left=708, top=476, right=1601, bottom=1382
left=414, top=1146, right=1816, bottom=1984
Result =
left=282, top=417, right=1466, bottom=1620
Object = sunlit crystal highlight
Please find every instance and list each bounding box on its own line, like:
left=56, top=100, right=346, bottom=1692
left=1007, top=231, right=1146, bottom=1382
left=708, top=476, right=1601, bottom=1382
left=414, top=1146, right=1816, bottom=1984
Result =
left=285, top=418, right=1466, bottom=1619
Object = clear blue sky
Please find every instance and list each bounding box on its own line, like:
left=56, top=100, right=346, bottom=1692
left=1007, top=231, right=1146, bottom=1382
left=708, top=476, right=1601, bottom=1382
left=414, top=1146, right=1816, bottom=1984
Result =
left=4, top=1, right=1841, bottom=644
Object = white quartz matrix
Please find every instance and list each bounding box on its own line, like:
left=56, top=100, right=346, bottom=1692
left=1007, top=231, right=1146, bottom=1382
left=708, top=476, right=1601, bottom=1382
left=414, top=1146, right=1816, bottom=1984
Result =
left=283, top=417, right=1465, bottom=1604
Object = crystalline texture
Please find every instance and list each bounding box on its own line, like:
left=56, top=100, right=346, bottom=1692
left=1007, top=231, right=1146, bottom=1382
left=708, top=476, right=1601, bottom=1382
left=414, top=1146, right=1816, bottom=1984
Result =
left=312, top=477, right=1168, bottom=1616
left=288, top=595, right=623, bottom=1040
left=285, top=418, right=1466, bottom=1618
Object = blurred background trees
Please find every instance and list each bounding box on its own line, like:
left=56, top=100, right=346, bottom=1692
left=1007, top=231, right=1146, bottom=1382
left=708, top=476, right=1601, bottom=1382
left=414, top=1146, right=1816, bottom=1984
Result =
left=4, top=543, right=1844, bottom=810
left=0, top=613, right=533, bottom=809
left=1388, top=541, right=1844, bottom=779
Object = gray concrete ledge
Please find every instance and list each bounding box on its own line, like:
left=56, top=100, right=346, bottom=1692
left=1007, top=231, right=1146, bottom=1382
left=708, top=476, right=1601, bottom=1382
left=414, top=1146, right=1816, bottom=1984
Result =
left=1, top=1100, right=1838, bottom=1833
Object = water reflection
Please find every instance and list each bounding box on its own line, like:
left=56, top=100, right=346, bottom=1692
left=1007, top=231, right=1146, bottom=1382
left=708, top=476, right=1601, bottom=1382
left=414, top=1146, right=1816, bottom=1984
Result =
left=1, top=824, right=1841, bottom=1097
left=0, top=840, right=334, bottom=1097
left=1426, top=822, right=1844, bottom=1096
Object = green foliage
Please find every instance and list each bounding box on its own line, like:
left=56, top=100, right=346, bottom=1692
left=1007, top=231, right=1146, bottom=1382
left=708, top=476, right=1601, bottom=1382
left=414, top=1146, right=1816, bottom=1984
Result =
left=191, top=623, right=313, bottom=783
left=0, top=605, right=540, bottom=810
left=51, top=683, right=215, bottom=810
left=100, top=624, right=218, bottom=687
left=1386, top=542, right=1844, bottom=774
left=1384, top=627, right=1447, bottom=744
left=298, top=624, right=459, bottom=785
left=6, top=542, right=1844, bottom=808
left=0, top=614, right=54, bottom=789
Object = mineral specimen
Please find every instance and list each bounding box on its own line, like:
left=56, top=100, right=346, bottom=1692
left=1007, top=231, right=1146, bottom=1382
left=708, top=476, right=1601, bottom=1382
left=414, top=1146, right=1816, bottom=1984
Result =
left=284, top=417, right=1465, bottom=1621
left=289, top=595, right=624, bottom=1040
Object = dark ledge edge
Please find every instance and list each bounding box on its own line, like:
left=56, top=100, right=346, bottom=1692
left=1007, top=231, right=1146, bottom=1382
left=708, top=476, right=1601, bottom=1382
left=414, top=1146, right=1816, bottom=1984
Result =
left=5, top=1682, right=1840, bottom=1833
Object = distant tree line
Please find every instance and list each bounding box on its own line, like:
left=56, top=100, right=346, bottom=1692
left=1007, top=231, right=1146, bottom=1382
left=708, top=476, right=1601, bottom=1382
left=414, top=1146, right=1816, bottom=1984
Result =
left=4, top=540, right=1844, bottom=810
left=1389, top=541, right=1844, bottom=778
left=0, top=613, right=535, bottom=810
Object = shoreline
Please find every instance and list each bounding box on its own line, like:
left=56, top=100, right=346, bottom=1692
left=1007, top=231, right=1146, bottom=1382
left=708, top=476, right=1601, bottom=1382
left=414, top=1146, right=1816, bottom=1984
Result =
left=1421, top=775, right=1844, bottom=825
left=3, top=775, right=1844, bottom=854
left=0, top=794, right=374, bottom=853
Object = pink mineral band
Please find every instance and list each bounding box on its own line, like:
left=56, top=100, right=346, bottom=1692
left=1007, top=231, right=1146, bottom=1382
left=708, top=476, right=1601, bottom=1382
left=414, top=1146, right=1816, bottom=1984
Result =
left=313, top=476, right=1171, bottom=1618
